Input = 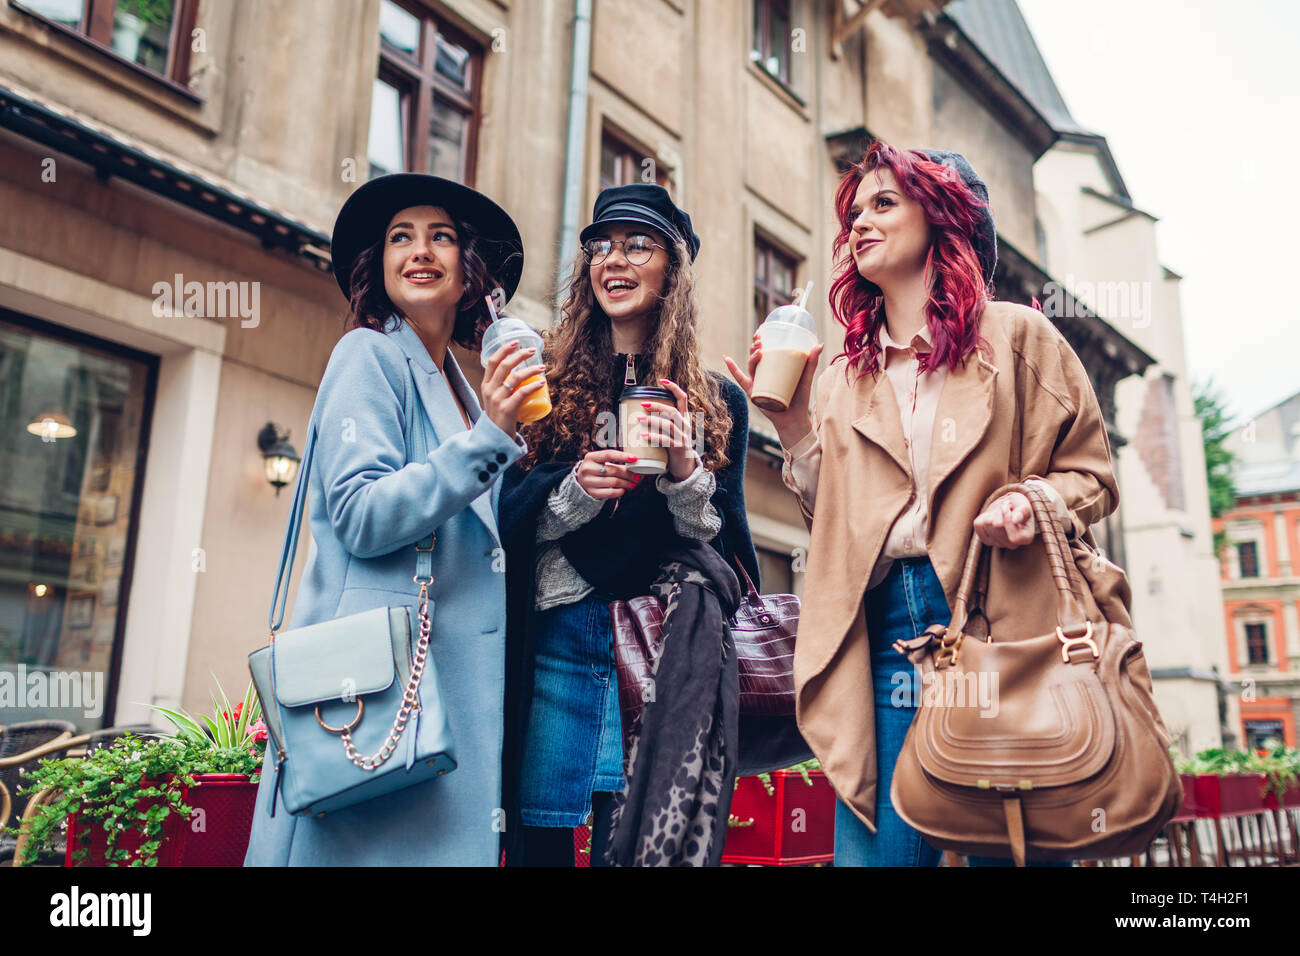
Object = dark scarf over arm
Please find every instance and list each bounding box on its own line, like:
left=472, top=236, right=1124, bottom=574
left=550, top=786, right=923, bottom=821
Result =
left=603, top=539, right=742, bottom=867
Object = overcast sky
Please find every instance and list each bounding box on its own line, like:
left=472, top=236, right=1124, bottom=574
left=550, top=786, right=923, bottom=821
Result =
left=1017, top=0, right=1298, bottom=424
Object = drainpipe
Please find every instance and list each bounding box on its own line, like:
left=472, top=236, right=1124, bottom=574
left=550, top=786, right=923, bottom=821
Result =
left=557, top=0, right=593, bottom=306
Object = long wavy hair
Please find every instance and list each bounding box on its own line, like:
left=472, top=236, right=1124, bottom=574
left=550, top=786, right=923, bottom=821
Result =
left=519, top=237, right=733, bottom=472
left=830, top=140, right=991, bottom=381
left=344, top=215, right=500, bottom=350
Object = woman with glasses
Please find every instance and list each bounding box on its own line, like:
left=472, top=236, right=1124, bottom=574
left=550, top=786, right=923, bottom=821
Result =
left=497, top=184, right=760, bottom=866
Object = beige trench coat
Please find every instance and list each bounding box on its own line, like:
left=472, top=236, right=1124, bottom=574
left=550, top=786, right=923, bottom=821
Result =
left=784, top=300, right=1119, bottom=831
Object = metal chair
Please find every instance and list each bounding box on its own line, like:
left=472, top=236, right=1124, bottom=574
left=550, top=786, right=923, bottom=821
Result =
left=0, top=720, right=77, bottom=835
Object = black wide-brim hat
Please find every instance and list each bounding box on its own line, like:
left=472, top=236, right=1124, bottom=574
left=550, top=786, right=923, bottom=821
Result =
left=330, top=173, right=524, bottom=302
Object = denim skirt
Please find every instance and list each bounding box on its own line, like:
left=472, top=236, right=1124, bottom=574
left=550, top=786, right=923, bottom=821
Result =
left=833, top=556, right=1071, bottom=867
left=518, top=592, right=626, bottom=827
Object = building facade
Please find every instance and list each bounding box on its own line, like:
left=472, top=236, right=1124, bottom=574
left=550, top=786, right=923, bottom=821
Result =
left=0, top=0, right=1185, bottom=734
left=939, top=0, right=1232, bottom=754
left=1215, top=391, right=1300, bottom=750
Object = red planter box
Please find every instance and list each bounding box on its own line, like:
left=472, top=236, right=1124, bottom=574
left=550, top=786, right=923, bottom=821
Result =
left=574, top=824, right=591, bottom=867
left=1260, top=781, right=1300, bottom=811
left=1190, top=773, right=1271, bottom=818
left=1171, top=773, right=1200, bottom=821
left=66, top=773, right=257, bottom=867
left=722, top=770, right=835, bottom=866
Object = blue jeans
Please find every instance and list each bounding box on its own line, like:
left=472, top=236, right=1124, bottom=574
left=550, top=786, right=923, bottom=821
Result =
left=518, top=593, right=625, bottom=827
left=833, top=557, right=1071, bottom=868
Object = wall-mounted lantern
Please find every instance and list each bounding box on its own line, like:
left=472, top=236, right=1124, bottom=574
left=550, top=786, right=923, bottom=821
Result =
left=257, top=422, right=301, bottom=496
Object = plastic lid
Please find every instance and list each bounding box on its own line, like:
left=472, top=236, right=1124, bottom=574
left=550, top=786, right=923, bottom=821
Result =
left=619, top=385, right=674, bottom=401
left=480, top=316, right=543, bottom=365
left=761, top=304, right=817, bottom=333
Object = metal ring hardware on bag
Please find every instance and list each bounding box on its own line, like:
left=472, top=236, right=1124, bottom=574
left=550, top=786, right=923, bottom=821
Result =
left=1057, top=621, right=1098, bottom=663
left=316, top=698, right=364, bottom=734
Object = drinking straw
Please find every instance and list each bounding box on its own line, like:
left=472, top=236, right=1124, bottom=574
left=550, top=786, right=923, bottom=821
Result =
left=796, top=280, right=814, bottom=309
left=484, top=294, right=500, bottom=323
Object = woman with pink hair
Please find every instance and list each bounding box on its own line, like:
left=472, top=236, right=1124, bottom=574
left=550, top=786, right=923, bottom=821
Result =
left=727, top=141, right=1118, bottom=866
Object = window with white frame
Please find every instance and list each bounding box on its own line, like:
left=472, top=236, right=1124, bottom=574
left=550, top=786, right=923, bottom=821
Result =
left=1237, top=615, right=1272, bottom=667
left=1226, top=520, right=1264, bottom=579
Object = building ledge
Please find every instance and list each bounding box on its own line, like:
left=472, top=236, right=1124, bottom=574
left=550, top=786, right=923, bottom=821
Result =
left=0, top=81, right=332, bottom=274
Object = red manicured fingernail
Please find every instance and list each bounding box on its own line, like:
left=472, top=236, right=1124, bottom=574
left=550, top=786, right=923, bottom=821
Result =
left=641, top=402, right=651, bottom=408
left=628, top=455, right=638, bottom=462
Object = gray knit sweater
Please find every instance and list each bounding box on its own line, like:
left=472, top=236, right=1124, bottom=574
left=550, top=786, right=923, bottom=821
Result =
left=533, top=461, right=720, bottom=610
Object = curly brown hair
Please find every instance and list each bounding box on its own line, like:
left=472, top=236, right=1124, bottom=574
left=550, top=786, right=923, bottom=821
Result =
left=344, top=216, right=501, bottom=350
left=519, top=237, right=733, bottom=472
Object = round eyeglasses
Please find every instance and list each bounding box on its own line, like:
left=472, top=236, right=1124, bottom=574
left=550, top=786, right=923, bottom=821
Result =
left=582, top=234, right=665, bottom=266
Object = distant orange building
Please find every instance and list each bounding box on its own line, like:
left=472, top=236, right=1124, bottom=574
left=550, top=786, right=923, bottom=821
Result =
left=1216, top=390, right=1300, bottom=748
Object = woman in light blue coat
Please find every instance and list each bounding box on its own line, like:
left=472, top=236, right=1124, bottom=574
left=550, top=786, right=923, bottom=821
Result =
left=244, top=174, right=543, bottom=866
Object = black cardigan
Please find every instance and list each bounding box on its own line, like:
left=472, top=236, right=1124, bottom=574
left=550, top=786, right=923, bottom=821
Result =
left=497, top=363, right=759, bottom=859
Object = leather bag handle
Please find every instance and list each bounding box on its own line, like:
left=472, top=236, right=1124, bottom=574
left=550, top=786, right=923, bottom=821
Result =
left=732, top=554, right=761, bottom=602
left=947, top=481, right=1090, bottom=642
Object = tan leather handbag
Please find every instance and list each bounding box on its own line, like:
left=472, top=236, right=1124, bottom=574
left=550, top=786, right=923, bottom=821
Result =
left=889, top=482, right=1183, bottom=866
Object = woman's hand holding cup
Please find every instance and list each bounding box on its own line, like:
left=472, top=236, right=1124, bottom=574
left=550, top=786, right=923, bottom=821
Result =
left=726, top=335, right=823, bottom=450
left=575, top=449, right=642, bottom=500
left=639, top=378, right=699, bottom=482
left=482, top=340, right=547, bottom=436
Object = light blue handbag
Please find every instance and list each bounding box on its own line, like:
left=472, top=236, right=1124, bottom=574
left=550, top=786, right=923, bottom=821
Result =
left=248, top=375, right=456, bottom=818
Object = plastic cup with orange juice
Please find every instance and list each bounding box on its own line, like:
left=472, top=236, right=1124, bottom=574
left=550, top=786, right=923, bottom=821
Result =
left=479, top=299, right=551, bottom=423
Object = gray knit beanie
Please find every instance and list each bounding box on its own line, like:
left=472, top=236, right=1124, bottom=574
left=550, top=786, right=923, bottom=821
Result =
left=917, top=148, right=998, bottom=285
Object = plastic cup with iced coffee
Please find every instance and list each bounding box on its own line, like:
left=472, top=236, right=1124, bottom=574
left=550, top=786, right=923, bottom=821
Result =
left=479, top=298, right=551, bottom=423
left=618, top=385, right=673, bottom=476
left=751, top=283, right=819, bottom=413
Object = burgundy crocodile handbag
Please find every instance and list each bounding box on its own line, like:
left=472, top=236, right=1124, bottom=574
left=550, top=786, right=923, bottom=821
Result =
left=610, top=557, right=799, bottom=753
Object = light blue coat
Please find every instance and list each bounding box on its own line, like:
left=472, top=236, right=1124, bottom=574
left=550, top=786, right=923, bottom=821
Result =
left=243, top=317, right=525, bottom=866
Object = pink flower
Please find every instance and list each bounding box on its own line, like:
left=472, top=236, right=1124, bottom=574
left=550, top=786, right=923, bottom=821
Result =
left=248, top=719, right=268, bottom=743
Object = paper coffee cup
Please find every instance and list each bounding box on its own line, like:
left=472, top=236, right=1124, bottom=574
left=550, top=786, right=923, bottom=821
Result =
left=618, top=385, right=673, bottom=475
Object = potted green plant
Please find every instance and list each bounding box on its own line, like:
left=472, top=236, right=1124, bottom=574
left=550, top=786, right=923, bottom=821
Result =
left=722, top=758, right=834, bottom=866
left=1174, top=745, right=1300, bottom=817
left=1253, top=744, right=1300, bottom=809
left=7, top=677, right=265, bottom=867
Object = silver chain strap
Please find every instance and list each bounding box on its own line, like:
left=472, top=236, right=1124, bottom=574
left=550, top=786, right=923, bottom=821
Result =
left=337, top=579, right=433, bottom=771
